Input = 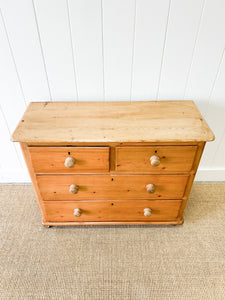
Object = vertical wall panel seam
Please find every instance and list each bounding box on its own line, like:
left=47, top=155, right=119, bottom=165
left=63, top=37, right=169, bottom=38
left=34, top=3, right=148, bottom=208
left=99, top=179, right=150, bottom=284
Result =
left=207, top=48, right=225, bottom=165
left=0, top=104, right=24, bottom=169
left=66, top=0, right=79, bottom=102
left=32, top=0, right=52, bottom=101
left=156, top=0, right=171, bottom=100
left=0, top=104, right=11, bottom=136
left=182, top=0, right=206, bottom=99
left=0, top=9, right=27, bottom=107
left=130, top=0, right=137, bottom=103
left=206, top=47, right=225, bottom=114
left=101, top=0, right=105, bottom=101
left=211, top=128, right=225, bottom=164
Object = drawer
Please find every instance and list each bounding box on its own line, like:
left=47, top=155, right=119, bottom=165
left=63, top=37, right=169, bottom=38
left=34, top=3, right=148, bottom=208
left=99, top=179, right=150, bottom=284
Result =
left=29, top=146, right=109, bottom=173
left=37, top=174, right=189, bottom=200
left=115, top=146, right=197, bottom=172
left=43, top=200, right=182, bottom=222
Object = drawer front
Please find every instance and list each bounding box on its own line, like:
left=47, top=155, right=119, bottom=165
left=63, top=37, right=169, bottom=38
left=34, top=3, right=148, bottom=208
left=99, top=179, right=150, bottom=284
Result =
left=29, top=147, right=109, bottom=173
left=37, top=174, right=188, bottom=200
left=115, top=146, right=197, bottom=172
left=43, top=200, right=182, bottom=222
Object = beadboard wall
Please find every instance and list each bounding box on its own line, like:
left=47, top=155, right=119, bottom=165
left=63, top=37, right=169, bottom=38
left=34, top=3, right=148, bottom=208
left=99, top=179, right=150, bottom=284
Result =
left=0, top=0, right=225, bottom=182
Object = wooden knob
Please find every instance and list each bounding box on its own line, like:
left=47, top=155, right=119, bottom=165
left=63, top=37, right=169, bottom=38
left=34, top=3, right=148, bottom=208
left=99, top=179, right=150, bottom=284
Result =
left=64, top=157, right=75, bottom=168
left=146, top=184, right=155, bottom=193
left=144, top=208, right=152, bottom=217
left=74, top=208, right=82, bottom=217
left=69, top=184, right=79, bottom=194
left=150, top=155, right=160, bottom=166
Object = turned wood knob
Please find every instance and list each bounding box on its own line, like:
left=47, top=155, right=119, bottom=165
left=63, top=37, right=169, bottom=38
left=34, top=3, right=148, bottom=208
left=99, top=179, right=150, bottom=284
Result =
left=74, top=208, right=82, bottom=217
left=69, top=184, right=79, bottom=194
left=146, top=184, right=155, bottom=194
left=64, top=157, right=75, bottom=168
left=144, top=208, right=152, bottom=217
left=150, top=155, right=160, bottom=166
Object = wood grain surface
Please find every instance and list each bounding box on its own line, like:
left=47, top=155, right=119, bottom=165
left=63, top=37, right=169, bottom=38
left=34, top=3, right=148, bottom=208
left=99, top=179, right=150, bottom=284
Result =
left=43, top=199, right=182, bottom=222
left=11, top=101, right=214, bottom=143
left=37, top=174, right=189, bottom=200
left=29, top=146, right=109, bottom=173
left=116, top=145, right=197, bottom=172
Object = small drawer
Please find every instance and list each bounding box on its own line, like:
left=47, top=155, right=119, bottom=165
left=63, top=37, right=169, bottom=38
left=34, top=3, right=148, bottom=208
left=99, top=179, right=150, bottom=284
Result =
left=43, top=199, right=182, bottom=222
left=29, top=146, right=109, bottom=173
left=37, top=174, right=189, bottom=200
left=115, top=146, right=197, bottom=172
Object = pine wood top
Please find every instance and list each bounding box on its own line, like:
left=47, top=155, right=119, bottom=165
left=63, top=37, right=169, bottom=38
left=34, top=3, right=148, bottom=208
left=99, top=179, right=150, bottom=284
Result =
left=11, top=101, right=214, bottom=143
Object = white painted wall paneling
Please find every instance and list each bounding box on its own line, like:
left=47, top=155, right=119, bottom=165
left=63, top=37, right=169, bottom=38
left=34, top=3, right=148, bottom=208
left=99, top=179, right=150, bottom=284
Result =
left=131, top=0, right=170, bottom=100
left=200, top=50, right=225, bottom=168
left=33, top=0, right=78, bottom=101
left=68, top=0, right=104, bottom=101
left=158, top=0, right=204, bottom=100
left=0, top=108, right=21, bottom=171
left=103, top=0, right=136, bottom=101
left=184, top=0, right=225, bottom=117
left=0, top=10, right=28, bottom=181
left=0, top=10, right=26, bottom=133
left=1, top=0, right=51, bottom=102
left=0, top=108, right=29, bottom=182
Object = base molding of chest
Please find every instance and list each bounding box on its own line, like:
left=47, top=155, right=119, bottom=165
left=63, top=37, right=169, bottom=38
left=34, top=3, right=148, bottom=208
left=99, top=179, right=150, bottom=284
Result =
left=42, top=219, right=184, bottom=227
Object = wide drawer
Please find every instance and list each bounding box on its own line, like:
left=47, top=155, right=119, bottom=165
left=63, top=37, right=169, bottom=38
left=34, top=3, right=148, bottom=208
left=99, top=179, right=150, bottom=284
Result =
left=37, top=174, right=189, bottom=200
left=115, top=146, right=197, bottom=172
left=29, top=147, right=109, bottom=173
left=43, top=200, right=182, bottom=222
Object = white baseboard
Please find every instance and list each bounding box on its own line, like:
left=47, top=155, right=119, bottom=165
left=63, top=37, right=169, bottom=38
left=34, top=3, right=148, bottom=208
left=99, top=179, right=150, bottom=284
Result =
left=0, top=168, right=225, bottom=183
left=0, top=170, right=31, bottom=183
left=194, top=168, right=225, bottom=181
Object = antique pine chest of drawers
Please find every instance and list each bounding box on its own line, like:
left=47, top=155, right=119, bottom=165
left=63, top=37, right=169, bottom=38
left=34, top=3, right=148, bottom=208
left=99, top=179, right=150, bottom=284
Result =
left=12, top=101, right=214, bottom=226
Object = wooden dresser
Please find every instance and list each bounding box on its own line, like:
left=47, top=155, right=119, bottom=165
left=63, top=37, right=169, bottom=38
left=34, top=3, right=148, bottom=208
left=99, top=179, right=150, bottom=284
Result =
left=12, top=101, right=214, bottom=226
